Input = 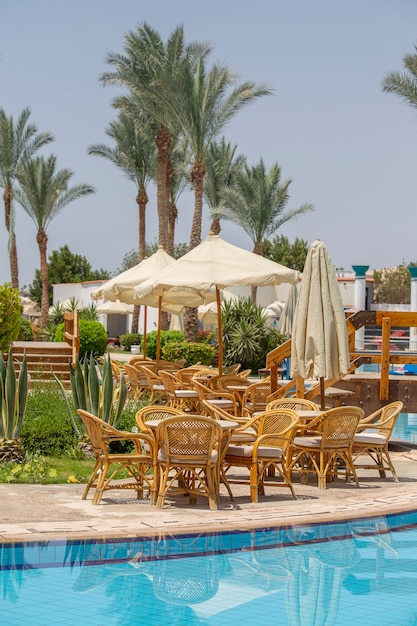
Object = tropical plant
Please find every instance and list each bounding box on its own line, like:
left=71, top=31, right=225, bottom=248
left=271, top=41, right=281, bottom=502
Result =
left=0, top=346, right=28, bottom=463
left=221, top=158, right=313, bottom=301
left=382, top=44, right=417, bottom=111
left=29, top=245, right=109, bottom=308
left=0, top=282, right=21, bottom=352
left=18, top=318, right=34, bottom=341
left=14, top=155, right=95, bottom=327
left=54, top=354, right=128, bottom=438
left=144, top=330, right=184, bottom=360
left=0, top=107, right=54, bottom=289
left=222, top=297, right=285, bottom=372
left=373, top=265, right=411, bottom=304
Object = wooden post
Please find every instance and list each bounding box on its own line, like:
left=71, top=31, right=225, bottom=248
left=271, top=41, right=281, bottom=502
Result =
left=380, top=316, right=391, bottom=401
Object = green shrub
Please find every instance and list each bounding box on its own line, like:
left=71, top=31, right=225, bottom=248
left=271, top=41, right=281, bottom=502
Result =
left=162, top=340, right=215, bottom=367
left=145, top=330, right=184, bottom=359
left=0, top=283, right=21, bottom=352
left=18, top=318, right=34, bottom=341
left=222, top=297, right=286, bottom=371
left=21, top=384, right=79, bottom=455
left=54, top=319, right=108, bottom=357
left=119, top=333, right=142, bottom=351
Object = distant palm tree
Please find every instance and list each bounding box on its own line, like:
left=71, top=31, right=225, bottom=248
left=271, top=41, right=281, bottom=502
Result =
left=221, top=158, right=314, bottom=300
left=88, top=112, right=156, bottom=333
left=0, top=108, right=54, bottom=289
left=88, top=113, right=156, bottom=264
left=14, top=155, right=94, bottom=326
left=203, top=137, right=246, bottom=235
left=382, top=44, right=417, bottom=110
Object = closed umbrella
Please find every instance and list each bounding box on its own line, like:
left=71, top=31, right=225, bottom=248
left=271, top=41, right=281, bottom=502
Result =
left=291, top=240, right=349, bottom=409
left=134, top=233, right=299, bottom=374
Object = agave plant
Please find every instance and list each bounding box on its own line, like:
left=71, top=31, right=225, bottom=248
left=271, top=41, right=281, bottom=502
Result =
left=54, top=353, right=128, bottom=438
left=0, top=347, right=28, bottom=463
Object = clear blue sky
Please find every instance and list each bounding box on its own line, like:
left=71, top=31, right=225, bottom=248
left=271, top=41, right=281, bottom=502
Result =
left=1, top=0, right=417, bottom=288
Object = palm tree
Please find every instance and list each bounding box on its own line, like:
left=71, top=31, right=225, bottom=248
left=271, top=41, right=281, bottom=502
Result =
left=382, top=44, right=417, bottom=110
left=203, top=137, right=246, bottom=235
left=155, top=57, right=271, bottom=250
left=0, top=108, right=54, bottom=289
left=14, top=155, right=94, bottom=326
left=88, top=112, right=156, bottom=333
left=220, top=158, right=314, bottom=300
left=100, top=22, right=209, bottom=250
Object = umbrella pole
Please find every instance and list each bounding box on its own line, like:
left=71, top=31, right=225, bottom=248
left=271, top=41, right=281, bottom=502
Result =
left=156, top=296, right=162, bottom=369
left=142, top=306, right=147, bottom=358
left=216, top=287, right=223, bottom=375
left=320, top=377, right=326, bottom=411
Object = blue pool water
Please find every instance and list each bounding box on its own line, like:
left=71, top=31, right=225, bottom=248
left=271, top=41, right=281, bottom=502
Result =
left=2, top=511, right=417, bottom=625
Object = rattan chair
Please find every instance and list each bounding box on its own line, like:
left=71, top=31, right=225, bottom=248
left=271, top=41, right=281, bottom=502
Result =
left=351, top=400, right=403, bottom=481
left=135, top=405, right=184, bottom=435
left=135, top=365, right=166, bottom=403
left=158, top=370, right=200, bottom=412
left=241, top=380, right=272, bottom=417
left=122, top=363, right=150, bottom=399
left=191, top=374, right=238, bottom=415
left=155, top=414, right=223, bottom=510
left=77, top=409, right=158, bottom=505
left=288, top=406, right=364, bottom=489
left=266, top=398, right=320, bottom=411
left=223, top=408, right=300, bottom=502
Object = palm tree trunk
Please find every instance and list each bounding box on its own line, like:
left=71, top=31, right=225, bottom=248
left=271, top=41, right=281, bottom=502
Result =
left=131, top=189, right=148, bottom=334
left=184, top=161, right=206, bottom=341
left=3, top=187, right=19, bottom=290
left=155, top=126, right=172, bottom=250
left=37, top=230, right=49, bottom=328
left=251, top=242, right=263, bottom=303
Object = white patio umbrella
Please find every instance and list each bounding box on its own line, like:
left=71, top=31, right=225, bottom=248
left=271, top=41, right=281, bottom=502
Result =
left=91, top=247, right=180, bottom=358
left=278, top=283, right=299, bottom=337
left=95, top=300, right=134, bottom=315
left=290, top=239, right=350, bottom=409
left=134, top=233, right=300, bottom=374
left=197, top=290, right=238, bottom=326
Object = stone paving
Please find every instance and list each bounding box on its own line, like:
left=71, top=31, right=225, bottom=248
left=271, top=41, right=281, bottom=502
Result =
left=1, top=448, right=417, bottom=543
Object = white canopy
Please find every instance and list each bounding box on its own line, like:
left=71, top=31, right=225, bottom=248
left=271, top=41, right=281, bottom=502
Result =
left=134, top=234, right=299, bottom=304
left=96, top=301, right=134, bottom=315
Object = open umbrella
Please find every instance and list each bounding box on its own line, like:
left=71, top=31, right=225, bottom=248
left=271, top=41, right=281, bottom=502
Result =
left=134, top=233, right=299, bottom=374
left=197, top=290, right=238, bottom=326
left=290, top=240, right=350, bottom=409
left=96, top=300, right=134, bottom=315
left=278, top=284, right=298, bottom=337
left=91, top=247, right=179, bottom=358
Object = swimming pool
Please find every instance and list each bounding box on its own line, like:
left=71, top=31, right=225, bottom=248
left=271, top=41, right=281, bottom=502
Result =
left=1, top=510, right=417, bottom=625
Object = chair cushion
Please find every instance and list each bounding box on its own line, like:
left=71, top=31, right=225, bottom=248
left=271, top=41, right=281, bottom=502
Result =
left=175, top=390, right=199, bottom=398
left=207, top=399, right=234, bottom=409
left=158, top=449, right=218, bottom=463
left=226, top=444, right=283, bottom=459
left=353, top=432, right=385, bottom=445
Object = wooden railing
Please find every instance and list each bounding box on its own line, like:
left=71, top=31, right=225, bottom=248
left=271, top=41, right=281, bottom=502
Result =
left=64, top=311, right=80, bottom=365
left=266, top=310, right=417, bottom=402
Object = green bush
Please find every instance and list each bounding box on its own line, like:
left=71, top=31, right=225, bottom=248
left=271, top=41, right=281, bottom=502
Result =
left=18, top=318, right=35, bottom=341
left=54, top=319, right=108, bottom=357
left=0, top=283, right=21, bottom=352
left=119, top=333, right=142, bottom=351
left=162, top=340, right=215, bottom=367
left=145, top=330, right=184, bottom=359
left=21, top=384, right=79, bottom=455
left=222, top=297, right=286, bottom=372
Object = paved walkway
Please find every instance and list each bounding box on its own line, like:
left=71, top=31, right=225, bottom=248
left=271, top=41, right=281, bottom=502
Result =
left=2, top=447, right=417, bottom=543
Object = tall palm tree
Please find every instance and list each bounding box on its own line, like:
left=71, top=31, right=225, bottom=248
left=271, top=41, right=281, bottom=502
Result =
left=221, top=158, right=314, bottom=301
left=14, top=155, right=94, bottom=326
left=203, top=137, right=246, bottom=235
left=155, top=57, right=271, bottom=250
left=88, top=112, right=157, bottom=333
left=100, top=22, right=209, bottom=250
left=0, top=108, right=54, bottom=289
left=382, top=44, right=417, bottom=110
